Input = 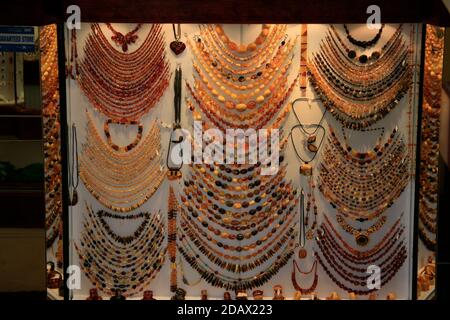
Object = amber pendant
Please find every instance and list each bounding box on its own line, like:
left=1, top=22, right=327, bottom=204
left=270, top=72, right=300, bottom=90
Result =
left=170, top=40, right=186, bottom=55
left=307, top=143, right=318, bottom=153
left=300, top=163, right=313, bottom=176
left=168, top=170, right=182, bottom=180
left=307, top=135, right=316, bottom=143
left=355, top=233, right=369, bottom=246
left=70, top=189, right=78, bottom=206
left=298, top=248, right=307, bottom=259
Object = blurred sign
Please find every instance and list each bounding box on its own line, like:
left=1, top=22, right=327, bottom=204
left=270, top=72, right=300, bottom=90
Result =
left=0, top=26, right=35, bottom=52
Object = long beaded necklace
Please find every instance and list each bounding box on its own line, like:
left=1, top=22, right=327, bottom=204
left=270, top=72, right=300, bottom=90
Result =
left=418, top=25, right=444, bottom=251
left=78, top=23, right=169, bottom=121
left=40, top=25, right=63, bottom=248
left=214, top=24, right=271, bottom=54
left=79, top=112, right=166, bottom=212
left=168, top=187, right=178, bottom=292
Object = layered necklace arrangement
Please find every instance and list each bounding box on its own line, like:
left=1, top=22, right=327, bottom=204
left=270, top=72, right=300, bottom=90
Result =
left=318, top=126, right=411, bottom=245
left=70, top=24, right=172, bottom=298
left=40, top=25, right=63, bottom=256
left=177, top=24, right=299, bottom=291
left=307, top=24, right=413, bottom=130
left=78, top=23, right=169, bottom=121
left=79, top=112, right=166, bottom=212
left=315, top=213, right=407, bottom=295
left=60, top=24, right=424, bottom=299
left=75, top=203, right=166, bottom=297
left=418, top=26, right=445, bottom=251
left=186, top=24, right=297, bottom=131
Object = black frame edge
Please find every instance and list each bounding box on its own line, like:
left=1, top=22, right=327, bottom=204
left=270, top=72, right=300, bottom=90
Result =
left=56, top=23, right=70, bottom=301
left=411, top=23, right=427, bottom=300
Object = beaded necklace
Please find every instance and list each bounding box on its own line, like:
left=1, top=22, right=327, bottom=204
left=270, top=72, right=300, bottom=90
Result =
left=40, top=25, right=63, bottom=248
left=315, top=214, right=407, bottom=294
left=308, top=24, right=412, bottom=130
left=76, top=203, right=165, bottom=297
left=78, top=23, right=169, bottom=121
left=418, top=25, right=444, bottom=251
left=318, top=126, right=411, bottom=221
left=79, top=113, right=166, bottom=212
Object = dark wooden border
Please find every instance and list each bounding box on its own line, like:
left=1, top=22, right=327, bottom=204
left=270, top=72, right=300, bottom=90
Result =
left=0, top=0, right=450, bottom=26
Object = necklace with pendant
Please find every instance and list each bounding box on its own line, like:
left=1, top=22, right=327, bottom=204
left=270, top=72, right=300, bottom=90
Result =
left=106, top=23, right=142, bottom=52
left=170, top=24, right=186, bottom=55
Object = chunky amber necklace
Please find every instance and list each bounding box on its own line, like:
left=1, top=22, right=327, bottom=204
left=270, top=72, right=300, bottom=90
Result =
left=78, top=23, right=169, bottom=121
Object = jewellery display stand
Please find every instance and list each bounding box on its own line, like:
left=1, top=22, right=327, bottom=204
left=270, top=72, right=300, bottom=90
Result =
left=57, top=23, right=432, bottom=300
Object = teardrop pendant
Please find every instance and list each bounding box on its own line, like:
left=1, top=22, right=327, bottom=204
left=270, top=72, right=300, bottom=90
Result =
left=70, top=189, right=78, bottom=206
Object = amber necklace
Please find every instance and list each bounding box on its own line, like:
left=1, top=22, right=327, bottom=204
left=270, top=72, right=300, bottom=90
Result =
left=79, top=23, right=169, bottom=121
left=318, top=126, right=410, bottom=221
left=79, top=113, right=166, bottom=212
left=291, top=259, right=318, bottom=294
left=105, top=23, right=142, bottom=52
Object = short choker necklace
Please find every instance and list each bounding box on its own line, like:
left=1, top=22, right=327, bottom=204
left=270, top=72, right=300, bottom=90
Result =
left=343, top=24, right=385, bottom=49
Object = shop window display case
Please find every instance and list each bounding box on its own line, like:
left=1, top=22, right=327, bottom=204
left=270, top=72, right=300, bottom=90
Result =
left=1, top=0, right=449, bottom=302
left=58, top=22, right=436, bottom=300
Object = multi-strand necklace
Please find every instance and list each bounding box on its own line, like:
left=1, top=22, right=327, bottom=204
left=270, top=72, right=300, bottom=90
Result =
left=40, top=25, right=63, bottom=250
left=187, top=24, right=297, bottom=131
left=78, top=23, right=169, bottom=121
left=177, top=24, right=299, bottom=291
left=75, top=203, right=166, bottom=297
left=307, top=24, right=412, bottom=130
left=418, top=26, right=444, bottom=251
left=315, top=214, right=407, bottom=295
left=318, top=126, right=410, bottom=222
left=79, top=112, right=166, bottom=212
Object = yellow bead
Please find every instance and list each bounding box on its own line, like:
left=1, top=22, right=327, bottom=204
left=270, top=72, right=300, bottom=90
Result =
left=256, top=96, right=265, bottom=103
left=236, top=103, right=247, bottom=111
